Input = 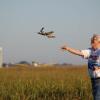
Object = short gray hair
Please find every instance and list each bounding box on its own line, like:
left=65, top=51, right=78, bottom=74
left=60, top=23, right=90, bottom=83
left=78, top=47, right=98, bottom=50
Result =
left=91, top=34, right=100, bottom=43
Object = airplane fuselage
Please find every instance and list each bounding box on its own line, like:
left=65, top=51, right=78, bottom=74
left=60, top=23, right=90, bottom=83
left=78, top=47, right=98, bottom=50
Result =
left=38, top=31, right=54, bottom=36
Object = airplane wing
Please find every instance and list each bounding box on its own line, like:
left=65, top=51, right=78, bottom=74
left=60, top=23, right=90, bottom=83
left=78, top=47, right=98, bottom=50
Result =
left=47, top=35, right=55, bottom=38
left=45, top=31, right=54, bottom=35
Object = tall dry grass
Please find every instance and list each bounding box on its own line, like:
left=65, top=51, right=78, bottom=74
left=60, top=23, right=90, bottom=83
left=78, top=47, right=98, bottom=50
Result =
left=0, top=65, right=93, bottom=100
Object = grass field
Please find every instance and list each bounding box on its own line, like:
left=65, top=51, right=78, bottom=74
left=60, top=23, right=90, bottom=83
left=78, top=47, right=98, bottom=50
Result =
left=0, top=65, right=93, bottom=100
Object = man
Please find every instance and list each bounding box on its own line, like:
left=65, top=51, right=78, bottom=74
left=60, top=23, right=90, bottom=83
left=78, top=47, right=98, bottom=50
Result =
left=61, top=34, right=100, bottom=100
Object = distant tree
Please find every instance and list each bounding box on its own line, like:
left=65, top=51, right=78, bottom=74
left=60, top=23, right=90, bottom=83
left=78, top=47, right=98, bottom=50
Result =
left=2, top=63, right=7, bottom=67
left=18, top=61, right=30, bottom=65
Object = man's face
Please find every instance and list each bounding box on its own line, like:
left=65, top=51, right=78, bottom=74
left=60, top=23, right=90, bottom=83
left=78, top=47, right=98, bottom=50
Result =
left=91, top=38, right=100, bottom=49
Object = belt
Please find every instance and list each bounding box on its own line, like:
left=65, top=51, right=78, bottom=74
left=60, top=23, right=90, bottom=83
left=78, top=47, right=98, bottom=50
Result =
left=91, top=77, right=100, bottom=80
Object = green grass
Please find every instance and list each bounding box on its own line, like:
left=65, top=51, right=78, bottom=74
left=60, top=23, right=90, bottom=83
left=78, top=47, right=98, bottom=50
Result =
left=0, top=65, right=93, bottom=100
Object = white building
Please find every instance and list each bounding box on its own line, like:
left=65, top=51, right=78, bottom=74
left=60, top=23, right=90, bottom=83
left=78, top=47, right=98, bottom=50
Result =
left=0, top=47, right=3, bottom=67
left=32, top=61, right=38, bottom=67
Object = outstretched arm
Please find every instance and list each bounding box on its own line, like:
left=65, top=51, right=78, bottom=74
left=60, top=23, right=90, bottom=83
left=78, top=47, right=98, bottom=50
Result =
left=61, top=45, right=84, bottom=57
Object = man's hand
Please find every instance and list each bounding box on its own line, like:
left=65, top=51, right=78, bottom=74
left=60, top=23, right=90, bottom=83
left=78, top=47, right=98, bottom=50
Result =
left=94, top=66, right=100, bottom=70
left=61, top=46, right=68, bottom=51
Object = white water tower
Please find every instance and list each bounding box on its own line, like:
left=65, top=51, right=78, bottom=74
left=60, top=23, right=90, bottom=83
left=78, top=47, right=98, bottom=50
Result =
left=0, top=47, right=3, bottom=67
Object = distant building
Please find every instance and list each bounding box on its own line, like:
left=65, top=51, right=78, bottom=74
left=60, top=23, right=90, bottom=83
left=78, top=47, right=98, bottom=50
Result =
left=0, top=47, right=3, bottom=67
left=32, top=61, right=38, bottom=67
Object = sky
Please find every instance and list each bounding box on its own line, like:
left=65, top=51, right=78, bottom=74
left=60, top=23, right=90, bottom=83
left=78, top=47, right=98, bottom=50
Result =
left=0, top=0, right=100, bottom=64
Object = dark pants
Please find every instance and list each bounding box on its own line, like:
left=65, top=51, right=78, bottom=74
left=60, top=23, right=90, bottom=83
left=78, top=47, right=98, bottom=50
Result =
left=91, top=78, right=100, bottom=100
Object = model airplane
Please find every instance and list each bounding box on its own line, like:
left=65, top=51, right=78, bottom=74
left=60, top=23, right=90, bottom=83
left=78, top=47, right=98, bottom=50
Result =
left=37, top=27, right=55, bottom=38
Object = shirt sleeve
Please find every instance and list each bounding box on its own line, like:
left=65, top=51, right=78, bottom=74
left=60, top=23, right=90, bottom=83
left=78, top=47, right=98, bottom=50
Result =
left=81, top=49, right=91, bottom=59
